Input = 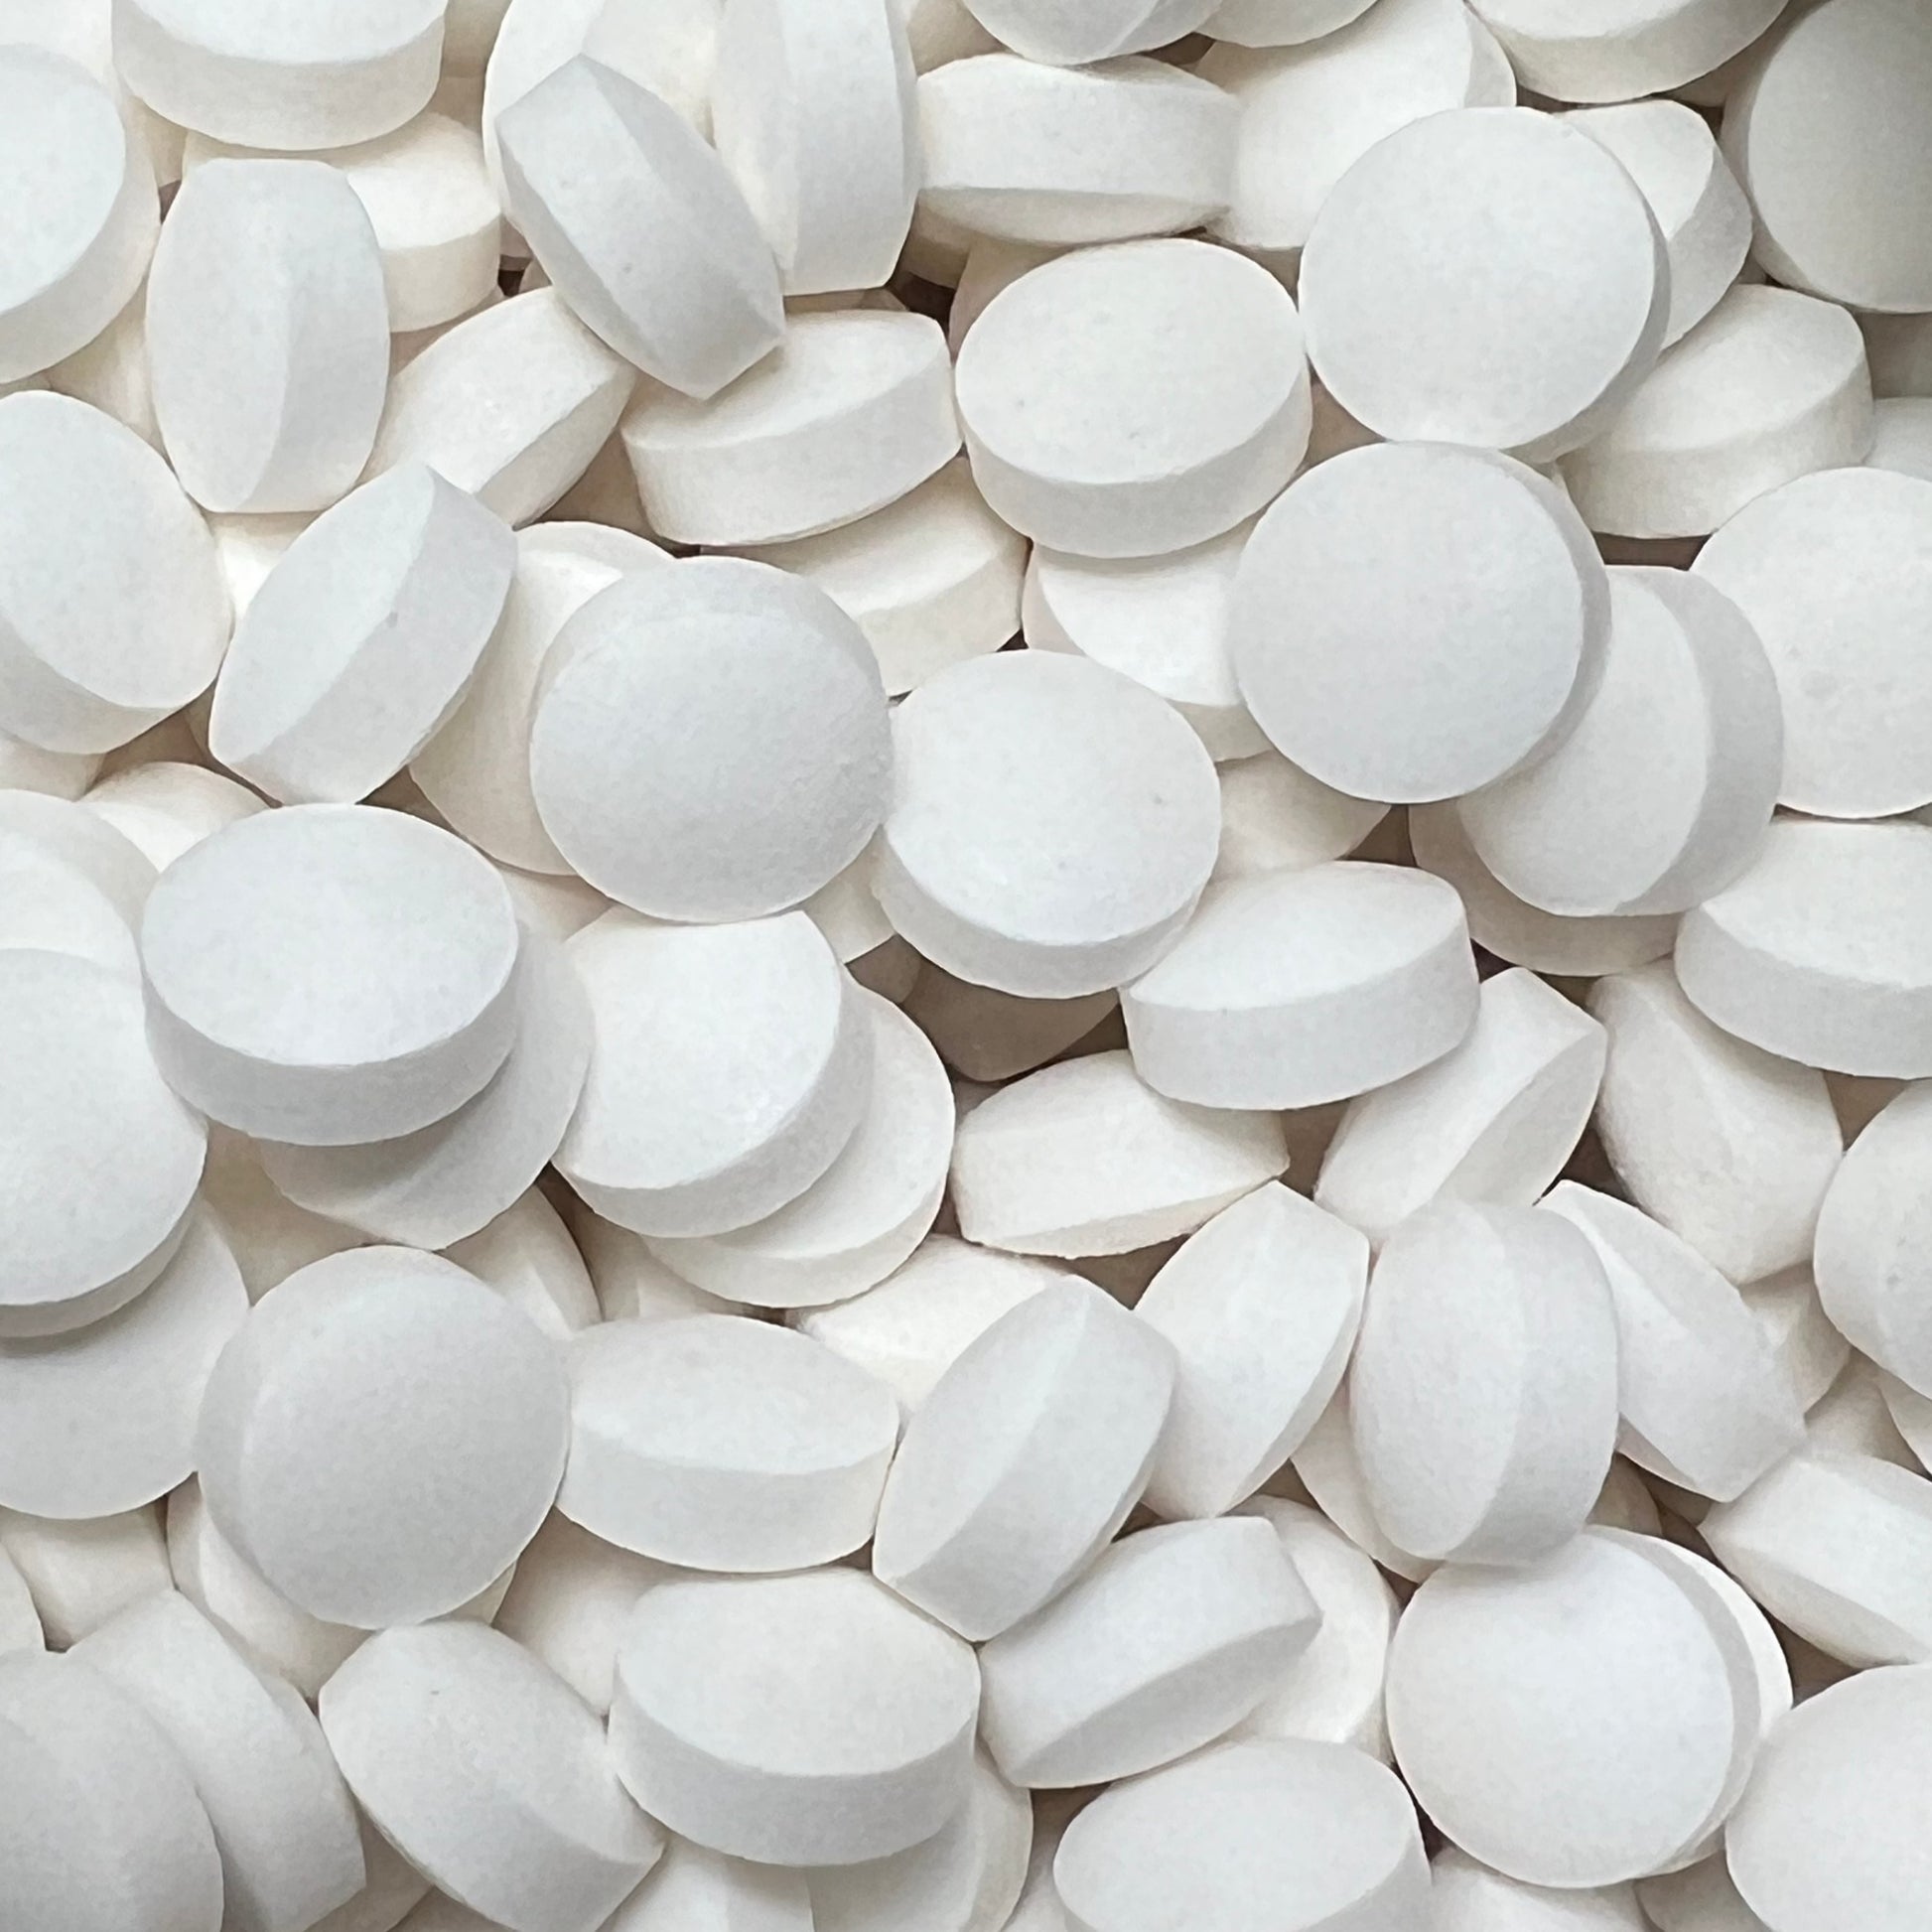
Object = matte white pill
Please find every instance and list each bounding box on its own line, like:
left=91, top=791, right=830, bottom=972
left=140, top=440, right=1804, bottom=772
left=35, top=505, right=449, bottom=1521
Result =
left=75, top=1590, right=364, bottom=1932
left=1388, top=1530, right=1758, bottom=1887
left=498, top=56, right=781, bottom=398
left=642, top=993, right=951, bottom=1308
left=1543, top=1182, right=1805, bottom=1500
left=1458, top=569, right=1781, bottom=917
left=256, top=928, right=591, bottom=1250
left=616, top=1839, right=813, bottom=1932
left=1743, top=1265, right=1849, bottom=1413
left=559, top=910, right=872, bottom=1237
left=46, top=280, right=160, bottom=451
left=364, top=290, right=636, bottom=527
left=185, top=114, right=500, bottom=335
left=872, top=1278, right=1173, bottom=1638
left=0, top=833, right=143, bottom=979
left=84, top=761, right=264, bottom=872
left=0, top=729, right=99, bottom=801
left=1353, top=1202, right=1619, bottom=1565
left=1692, top=467, right=1932, bottom=817
left=1303, top=108, right=1667, bottom=460
left=1590, top=961, right=1842, bottom=1285
left=412, top=521, right=666, bottom=876
left=0, top=1505, right=172, bottom=1649
left=488, top=1514, right=667, bottom=1719
left=208, top=465, right=514, bottom=804
left=1433, top=1849, right=1646, bottom=1931
left=1136, top=1182, right=1367, bottom=1521
left=1703, top=1449, right=1932, bottom=1667
left=956, top=0, right=1216, bottom=62
left=1868, top=395, right=1932, bottom=482
left=0, top=393, right=228, bottom=755
left=1198, top=0, right=1516, bottom=272
left=0, top=1648, right=223, bottom=1932
left=880, top=651, right=1220, bottom=998
left=1410, top=803, right=1678, bottom=978
left=1024, top=521, right=1265, bottom=762
left=903, top=971, right=1114, bottom=1086
left=793, top=1235, right=1067, bottom=1415
left=196, top=1247, right=568, bottom=1627
left=1814, top=1082, right=1932, bottom=1395
left=949, top=1050, right=1289, bottom=1257
left=147, top=159, right=388, bottom=513
left=532, top=560, right=890, bottom=921
left=195, top=1126, right=359, bottom=1304
left=1638, top=1856, right=1768, bottom=1932
left=0, top=1544, right=38, bottom=1657
left=312, top=1810, right=432, bottom=1932
left=571, top=1210, right=746, bottom=1325
left=1726, top=1663, right=1932, bottom=1932
left=0, top=949, right=204, bottom=1338
left=1470, top=0, right=1782, bottom=101
left=709, top=0, right=914, bottom=296
left=0, top=47, right=156, bottom=383
left=141, top=805, right=522, bottom=1145
left=1673, top=817, right=1932, bottom=1077
left=559, top=1312, right=897, bottom=1571
left=917, top=54, right=1233, bottom=248
left=0, top=1213, right=243, bottom=1520
left=1722, top=0, right=1932, bottom=312
left=610, top=1568, right=981, bottom=1865
left=1230, top=1497, right=1397, bottom=1759
left=1563, top=286, right=1873, bottom=540
left=955, top=238, right=1310, bottom=558
left=621, top=309, right=960, bottom=546
left=737, top=461, right=1025, bottom=697
left=1232, top=443, right=1608, bottom=801
left=1053, top=1736, right=1429, bottom=1932
left=1315, top=966, right=1603, bottom=1246
left=454, top=1196, right=599, bottom=1340
left=1212, top=753, right=1388, bottom=883
left=322, top=1620, right=662, bottom=1932
left=1123, top=863, right=1478, bottom=1111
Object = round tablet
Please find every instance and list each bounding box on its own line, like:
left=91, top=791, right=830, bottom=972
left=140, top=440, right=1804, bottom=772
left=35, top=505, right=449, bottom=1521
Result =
left=1230, top=443, right=1609, bottom=802
left=1315, top=966, right=1606, bottom=1248
left=1434, top=1851, right=1647, bottom=1932
left=208, top=465, right=516, bottom=805
left=949, top=1048, right=1290, bottom=1257
left=559, top=1313, right=899, bottom=1571
left=1692, top=467, right=1932, bottom=818
left=0, top=393, right=228, bottom=756
left=1350, top=1202, right=1620, bottom=1566
left=954, top=238, right=1311, bottom=558
left=74, top=1590, right=364, bottom=1932
left=1122, top=863, right=1479, bottom=1110
left=610, top=1569, right=982, bottom=1866
left=113, top=0, right=445, bottom=151
left=531, top=558, right=890, bottom=921
left=1728, top=1662, right=1932, bottom=1932
left=557, top=909, right=873, bottom=1237
left=957, top=0, right=1218, bottom=62
left=710, top=0, right=916, bottom=296
left=1053, top=1736, right=1429, bottom=1932
left=141, top=806, right=523, bottom=1145
left=1563, top=286, right=1873, bottom=541
left=1723, top=0, right=1932, bottom=312
left=321, top=1621, right=663, bottom=1932
left=1542, top=1182, right=1805, bottom=1501
left=642, top=992, right=952, bottom=1309
left=0, top=788, right=160, bottom=930
left=1590, top=961, right=1842, bottom=1288
left=256, top=926, right=592, bottom=1250
left=1469, top=0, right=1782, bottom=101
left=497, top=55, right=783, bottom=400
left=1212, top=752, right=1389, bottom=881
left=1458, top=568, right=1782, bottom=916
left=872, top=1278, right=1177, bottom=1641
left=364, top=289, right=637, bottom=529
left=147, top=158, right=388, bottom=513
left=0, top=47, right=156, bottom=384
left=194, top=1247, right=569, bottom=1627
left=621, top=309, right=960, bottom=546
left=1675, top=817, right=1932, bottom=1077
left=83, top=762, right=264, bottom=873
left=916, top=53, right=1235, bottom=248
left=0, top=1213, right=246, bottom=1518
left=1198, top=0, right=1517, bottom=272
left=1201, top=0, right=1380, bottom=42
left=878, top=651, right=1221, bottom=998
left=0, top=950, right=204, bottom=1337
left=1302, top=108, right=1668, bottom=460
left=0, top=1649, right=223, bottom=1932
left=1387, top=1531, right=1756, bottom=1887
left=1869, top=396, right=1932, bottom=483
left=627, top=1841, right=815, bottom=1932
